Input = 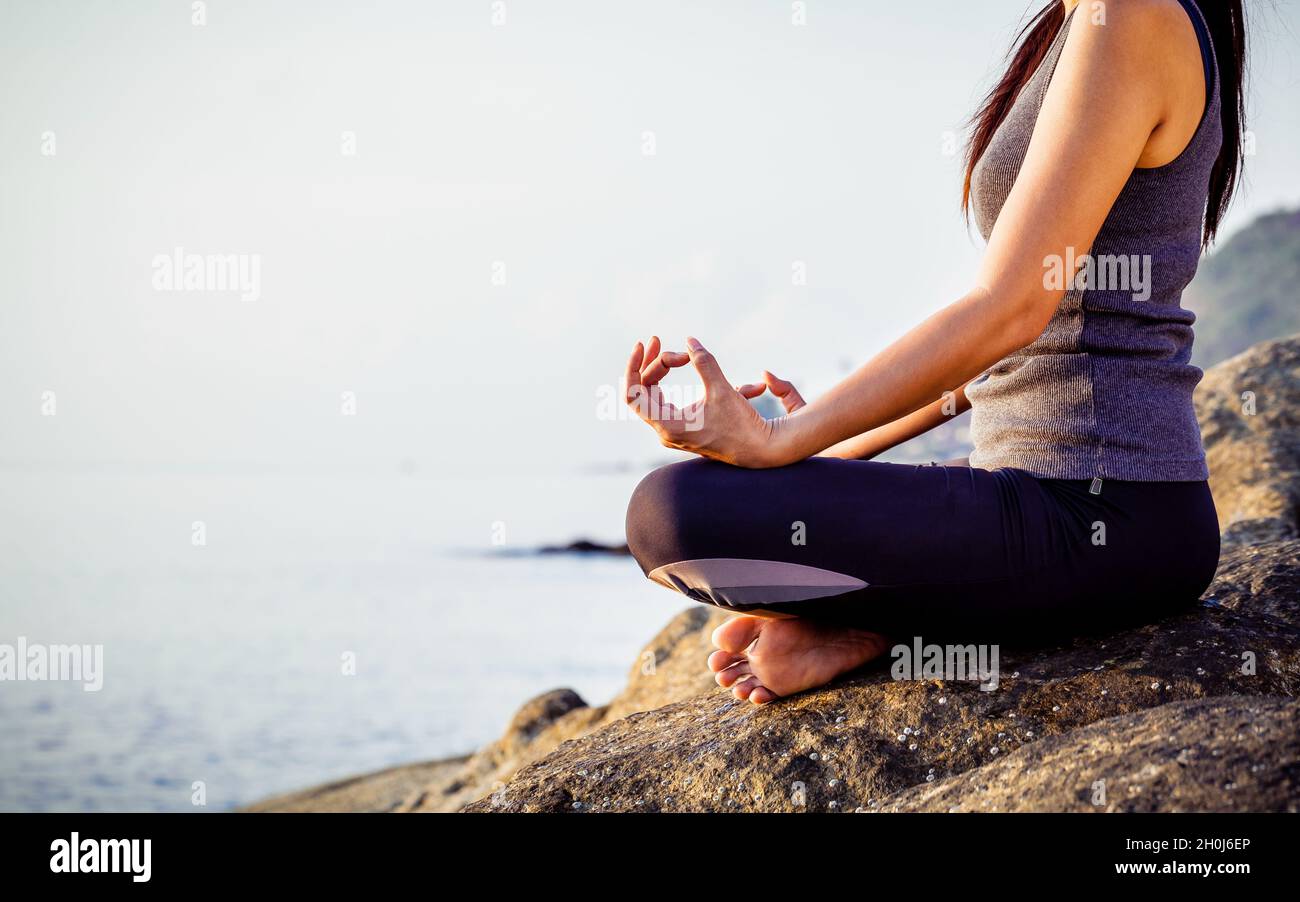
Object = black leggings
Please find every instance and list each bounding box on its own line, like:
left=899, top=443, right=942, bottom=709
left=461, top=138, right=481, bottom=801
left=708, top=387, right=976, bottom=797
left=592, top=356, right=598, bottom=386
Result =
left=625, top=458, right=1220, bottom=644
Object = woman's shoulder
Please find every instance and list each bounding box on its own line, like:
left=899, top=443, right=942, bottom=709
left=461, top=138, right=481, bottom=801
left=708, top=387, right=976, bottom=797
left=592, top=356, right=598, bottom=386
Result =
left=1066, top=0, right=1200, bottom=31
left=1059, top=0, right=1203, bottom=63
left=1055, top=0, right=1209, bottom=163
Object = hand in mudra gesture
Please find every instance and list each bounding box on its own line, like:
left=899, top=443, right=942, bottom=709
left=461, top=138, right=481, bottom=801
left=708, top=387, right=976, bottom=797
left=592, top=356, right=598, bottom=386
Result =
left=622, top=335, right=806, bottom=468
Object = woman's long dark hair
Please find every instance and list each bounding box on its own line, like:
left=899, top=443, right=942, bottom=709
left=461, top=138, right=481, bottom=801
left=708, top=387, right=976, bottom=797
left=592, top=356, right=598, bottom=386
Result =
left=961, top=0, right=1247, bottom=247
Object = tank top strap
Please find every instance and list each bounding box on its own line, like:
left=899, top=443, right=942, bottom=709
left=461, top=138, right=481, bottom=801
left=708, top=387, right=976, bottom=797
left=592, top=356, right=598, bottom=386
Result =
left=1174, top=0, right=1217, bottom=102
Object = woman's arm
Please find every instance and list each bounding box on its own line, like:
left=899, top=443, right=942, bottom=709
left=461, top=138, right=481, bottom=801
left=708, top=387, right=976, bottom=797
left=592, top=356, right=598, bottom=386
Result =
left=818, top=383, right=971, bottom=460
left=625, top=2, right=1188, bottom=468
left=761, top=3, right=1183, bottom=466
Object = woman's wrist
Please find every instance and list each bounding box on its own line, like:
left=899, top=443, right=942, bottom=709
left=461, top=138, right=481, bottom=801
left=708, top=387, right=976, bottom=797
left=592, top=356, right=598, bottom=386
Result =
left=763, top=408, right=822, bottom=467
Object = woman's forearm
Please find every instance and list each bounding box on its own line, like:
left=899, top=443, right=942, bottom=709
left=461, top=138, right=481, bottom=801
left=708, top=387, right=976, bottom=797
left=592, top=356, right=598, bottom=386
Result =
left=818, top=383, right=970, bottom=460
left=771, top=286, right=1045, bottom=464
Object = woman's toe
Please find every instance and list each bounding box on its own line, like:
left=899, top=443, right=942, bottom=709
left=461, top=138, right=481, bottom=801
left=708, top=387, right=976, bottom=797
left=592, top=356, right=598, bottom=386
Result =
left=715, top=660, right=751, bottom=688
left=732, top=676, right=761, bottom=700
left=711, top=615, right=765, bottom=654
left=707, top=650, right=745, bottom=673
left=748, top=685, right=778, bottom=705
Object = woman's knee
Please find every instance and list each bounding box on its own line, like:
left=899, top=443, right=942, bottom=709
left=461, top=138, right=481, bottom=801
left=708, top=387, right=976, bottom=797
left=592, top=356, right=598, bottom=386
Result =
left=625, top=460, right=709, bottom=574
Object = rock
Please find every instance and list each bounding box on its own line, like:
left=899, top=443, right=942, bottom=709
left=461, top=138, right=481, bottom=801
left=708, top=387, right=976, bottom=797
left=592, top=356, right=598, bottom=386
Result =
left=1207, top=538, right=1300, bottom=628
left=1195, top=335, right=1300, bottom=546
left=880, top=695, right=1299, bottom=812
left=243, top=757, right=470, bottom=813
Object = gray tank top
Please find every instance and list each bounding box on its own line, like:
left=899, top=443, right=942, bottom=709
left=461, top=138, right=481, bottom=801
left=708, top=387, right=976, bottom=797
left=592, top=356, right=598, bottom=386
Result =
left=966, top=0, right=1221, bottom=481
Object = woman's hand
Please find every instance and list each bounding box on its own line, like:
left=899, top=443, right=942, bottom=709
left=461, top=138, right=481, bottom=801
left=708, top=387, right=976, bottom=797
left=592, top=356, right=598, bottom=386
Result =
left=623, top=336, right=801, bottom=468
left=759, top=370, right=806, bottom=414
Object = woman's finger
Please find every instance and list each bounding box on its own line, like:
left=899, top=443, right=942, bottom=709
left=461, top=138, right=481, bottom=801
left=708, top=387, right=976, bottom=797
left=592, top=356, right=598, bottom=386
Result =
left=763, top=370, right=806, bottom=412
left=685, top=336, right=730, bottom=396
left=641, top=336, right=661, bottom=375
left=642, top=335, right=686, bottom=387
left=735, top=382, right=767, bottom=399
left=642, top=350, right=690, bottom=386
left=624, top=341, right=647, bottom=404
left=625, top=341, right=687, bottom=431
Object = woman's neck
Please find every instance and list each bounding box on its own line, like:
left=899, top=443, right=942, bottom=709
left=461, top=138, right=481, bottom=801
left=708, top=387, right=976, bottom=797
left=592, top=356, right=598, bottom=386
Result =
left=1061, top=0, right=1081, bottom=12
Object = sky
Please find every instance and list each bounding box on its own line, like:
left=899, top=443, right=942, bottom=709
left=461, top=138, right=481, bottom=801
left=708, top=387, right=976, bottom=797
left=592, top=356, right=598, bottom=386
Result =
left=2, top=0, right=1298, bottom=481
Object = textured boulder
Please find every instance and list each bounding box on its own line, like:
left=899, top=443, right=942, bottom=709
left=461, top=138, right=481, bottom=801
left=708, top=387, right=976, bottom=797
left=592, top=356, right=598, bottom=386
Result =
left=244, top=757, right=470, bottom=814
left=1195, top=335, right=1300, bottom=546
left=881, top=695, right=1299, bottom=813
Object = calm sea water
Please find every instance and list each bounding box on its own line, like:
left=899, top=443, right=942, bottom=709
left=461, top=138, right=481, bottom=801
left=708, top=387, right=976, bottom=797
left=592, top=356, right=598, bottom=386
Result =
left=0, top=468, right=684, bottom=811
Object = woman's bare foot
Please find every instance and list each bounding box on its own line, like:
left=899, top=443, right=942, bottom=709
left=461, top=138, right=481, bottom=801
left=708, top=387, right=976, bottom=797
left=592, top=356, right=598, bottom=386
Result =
left=707, top=614, right=889, bottom=705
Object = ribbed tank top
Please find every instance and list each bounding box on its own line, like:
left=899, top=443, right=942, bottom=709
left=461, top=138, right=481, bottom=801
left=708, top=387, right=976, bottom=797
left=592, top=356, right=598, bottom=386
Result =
left=966, top=0, right=1221, bottom=481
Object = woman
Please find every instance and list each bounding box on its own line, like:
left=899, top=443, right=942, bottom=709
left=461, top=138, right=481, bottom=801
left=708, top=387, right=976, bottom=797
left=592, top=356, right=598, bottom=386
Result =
left=622, top=0, right=1247, bottom=705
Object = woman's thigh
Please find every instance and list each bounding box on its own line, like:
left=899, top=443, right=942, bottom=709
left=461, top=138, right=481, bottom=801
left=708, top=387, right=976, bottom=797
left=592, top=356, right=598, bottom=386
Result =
left=625, top=457, right=1216, bottom=643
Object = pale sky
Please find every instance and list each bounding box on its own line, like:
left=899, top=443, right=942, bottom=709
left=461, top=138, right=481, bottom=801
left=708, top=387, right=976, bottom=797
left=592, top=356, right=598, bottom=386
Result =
left=3, top=0, right=1297, bottom=479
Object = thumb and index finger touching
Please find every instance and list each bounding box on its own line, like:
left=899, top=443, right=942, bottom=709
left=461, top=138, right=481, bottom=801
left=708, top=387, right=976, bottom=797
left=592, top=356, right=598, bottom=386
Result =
left=685, top=336, right=732, bottom=395
left=631, top=335, right=792, bottom=407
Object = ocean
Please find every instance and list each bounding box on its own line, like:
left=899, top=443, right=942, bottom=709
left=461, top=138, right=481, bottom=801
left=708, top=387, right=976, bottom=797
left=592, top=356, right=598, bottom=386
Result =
left=0, top=467, right=683, bottom=811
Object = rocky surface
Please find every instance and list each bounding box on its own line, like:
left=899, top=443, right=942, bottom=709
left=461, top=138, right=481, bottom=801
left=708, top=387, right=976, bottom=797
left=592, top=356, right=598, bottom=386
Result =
left=245, top=756, right=470, bottom=814
left=252, top=335, right=1300, bottom=814
left=1195, top=335, right=1300, bottom=546
left=883, top=696, right=1298, bottom=812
